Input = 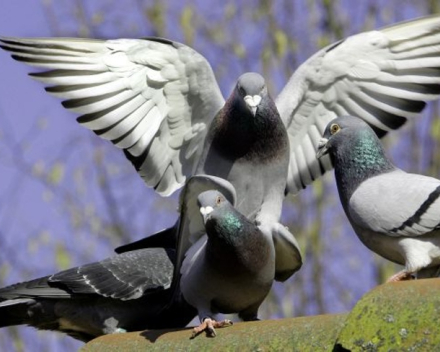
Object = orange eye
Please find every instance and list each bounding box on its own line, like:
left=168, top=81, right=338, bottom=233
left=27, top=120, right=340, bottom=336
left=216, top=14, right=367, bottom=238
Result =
left=330, top=123, right=340, bottom=135
left=216, top=196, right=222, bottom=205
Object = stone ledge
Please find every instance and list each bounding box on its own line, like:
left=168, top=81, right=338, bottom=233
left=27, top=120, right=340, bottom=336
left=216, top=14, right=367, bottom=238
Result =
left=82, top=279, right=440, bottom=351
left=335, top=278, right=440, bottom=351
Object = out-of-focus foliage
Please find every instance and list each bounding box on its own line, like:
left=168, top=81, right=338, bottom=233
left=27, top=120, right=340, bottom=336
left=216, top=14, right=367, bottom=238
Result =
left=0, top=1, right=439, bottom=351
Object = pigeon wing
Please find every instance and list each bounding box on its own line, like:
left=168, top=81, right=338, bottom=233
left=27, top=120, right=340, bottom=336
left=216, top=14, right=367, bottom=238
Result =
left=349, top=171, right=440, bottom=237
left=276, top=15, right=440, bottom=194
left=0, top=276, right=70, bottom=300
left=49, top=248, right=175, bottom=300
left=0, top=36, right=225, bottom=196
left=258, top=222, right=303, bottom=282
left=114, top=224, right=178, bottom=254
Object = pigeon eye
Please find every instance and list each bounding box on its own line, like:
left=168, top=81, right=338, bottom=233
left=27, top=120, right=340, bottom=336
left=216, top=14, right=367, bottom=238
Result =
left=216, top=196, right=222, bottom=205
left=330, top=123, right=340, bottom=135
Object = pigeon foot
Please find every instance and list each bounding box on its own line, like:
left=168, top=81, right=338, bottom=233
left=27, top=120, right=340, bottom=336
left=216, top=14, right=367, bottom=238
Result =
left=191, top=318, right=233, bottom=338
left=386, top=270, right=414, bottom=283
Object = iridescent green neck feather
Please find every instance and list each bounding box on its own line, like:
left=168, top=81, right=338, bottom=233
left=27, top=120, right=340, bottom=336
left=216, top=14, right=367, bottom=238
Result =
left=333, top=128, right=395, bottom=206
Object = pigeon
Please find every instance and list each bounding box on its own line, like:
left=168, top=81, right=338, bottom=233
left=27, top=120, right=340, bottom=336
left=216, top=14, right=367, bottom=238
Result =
left=182, top=189, right=278, bottom=338
left=0, top=247, right=196, bottom=342
left=316, top=115, right=440, bottom=281
left=153, top=175, right=300, bottom=338
left=0, top=174, right=296, bottom=341
left=2, top=15, right=440, bottom=196
left=2, top=15, right=440, bottom=281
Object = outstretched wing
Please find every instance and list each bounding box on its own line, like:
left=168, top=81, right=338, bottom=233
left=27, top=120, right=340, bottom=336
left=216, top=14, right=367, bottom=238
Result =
left=0, top=37, right=224, bottom=196
left=276, top=15, right=440, bottom=194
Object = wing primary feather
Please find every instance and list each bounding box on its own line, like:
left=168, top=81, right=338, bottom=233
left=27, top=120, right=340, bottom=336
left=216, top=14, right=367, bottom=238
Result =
left=0, top=37, right=104, bottom=54
left=61, top=89, right=128, bottom=110
left=325, top=39, right=345, bottom=53
left=140, top=36, right=175, bottom=46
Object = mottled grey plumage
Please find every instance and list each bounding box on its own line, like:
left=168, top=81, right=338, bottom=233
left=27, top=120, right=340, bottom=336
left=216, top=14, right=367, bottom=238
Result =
left=2, top=16, right=440, bottom=282
left=195, top=73, right=298, bottom=281
left=181, top=189, right=276, bottom=337
left=0, top=248, right=195, bottom=342
left=317, top=116, right=440, bottom=280
left=117, top=175, right=299, bottom=338
left=117, top=74, right=301, bottom=284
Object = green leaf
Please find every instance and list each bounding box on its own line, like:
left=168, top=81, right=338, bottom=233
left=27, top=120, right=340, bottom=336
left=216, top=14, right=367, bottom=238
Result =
left=47, top=162, right=65, bottom=185
left=55, top=243, right=72, bottom=270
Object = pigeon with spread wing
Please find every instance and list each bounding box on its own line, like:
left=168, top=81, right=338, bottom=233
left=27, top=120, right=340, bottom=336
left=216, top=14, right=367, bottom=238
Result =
left=1, top=15, right=440, bottom=284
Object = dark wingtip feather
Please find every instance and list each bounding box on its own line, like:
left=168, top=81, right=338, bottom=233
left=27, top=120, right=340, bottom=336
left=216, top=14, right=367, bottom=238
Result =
left=62, top=90, right=124, bottom=109
left=0, top=37, right=21, bottom=47
left=325, top=39, right=344, bottom=53
left=123, top=148, right=148, bottom=171
left=141, top=36, right=175, bottom=46
left=10, top=54, right=28, bottom=62
left=0, top=44, right=11, bottom=53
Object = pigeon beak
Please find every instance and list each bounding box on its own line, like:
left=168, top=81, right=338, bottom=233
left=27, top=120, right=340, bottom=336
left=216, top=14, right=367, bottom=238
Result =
left=244, top=95, right=262, bottom=116
left=316, top=138, right=329, bottom=159
left=200, top=206, right=214, bottom=223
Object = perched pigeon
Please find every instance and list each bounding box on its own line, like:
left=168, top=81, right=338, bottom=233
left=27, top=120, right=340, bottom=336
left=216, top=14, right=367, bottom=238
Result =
left=0, top=247, right=196, bottom=342
left=149, top=175, right=300, bottom=338
left=317, top=116, right=440, bottom=281
left=0, top=175, right=277, bottom=342
left=2, top=15, right=440, bottom=280
left=182, top=189, right=275, bottom=337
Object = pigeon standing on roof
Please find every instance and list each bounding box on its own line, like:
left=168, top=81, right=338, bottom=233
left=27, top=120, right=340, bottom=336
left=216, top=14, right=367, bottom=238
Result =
left=0, top=247, right=196, bottom=342
left=2, top=15, right=440, bottom=281
left=154, top=175, right=301, bottom=338
left=182, top=189, right=278, bottom=338
left=0, top=175, right=298, bottom=341
left=317, top=116, right=440, bottom=281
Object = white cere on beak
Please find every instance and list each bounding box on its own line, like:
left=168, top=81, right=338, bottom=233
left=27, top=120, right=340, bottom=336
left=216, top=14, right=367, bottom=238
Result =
left=200, top=206, right=214, bottom=222
left=316, top=138, right=329, bottom=159
left=244, top=95, right=262, bottom=115
left=317, top=138, right=328, bottom=149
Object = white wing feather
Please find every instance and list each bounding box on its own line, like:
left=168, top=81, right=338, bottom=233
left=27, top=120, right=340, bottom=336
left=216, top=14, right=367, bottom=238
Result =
left=276, top=15, right=440, bottom=194
left=0, top=36, right=225, bottom=196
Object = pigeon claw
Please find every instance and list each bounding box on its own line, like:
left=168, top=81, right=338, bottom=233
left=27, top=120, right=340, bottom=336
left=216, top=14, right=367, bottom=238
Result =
left=190, top=318, right=233, bottom=339
left=386, top=270, right=415, bottom=283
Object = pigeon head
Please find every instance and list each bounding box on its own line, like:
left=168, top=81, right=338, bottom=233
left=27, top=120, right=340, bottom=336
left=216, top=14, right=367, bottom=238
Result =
left=316, top=116, right=388, bottom=163
left=317, top=115, right=395, bottom=202
left=198, top=190, right=230, bottom=224
left=234, top=72, right=267, bottom=116
left=202, top=71, right=287, bottom=166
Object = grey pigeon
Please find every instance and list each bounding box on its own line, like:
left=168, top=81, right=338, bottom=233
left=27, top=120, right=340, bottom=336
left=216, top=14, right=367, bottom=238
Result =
left=151, top=174, right=300, bottom=338
left=2, top=15, right=440, bottom=280
left=0, top=247, right=196, bottom=342
left=317, top=115, right=440, bottom=281
left=181, top=189, right=277, bottom=338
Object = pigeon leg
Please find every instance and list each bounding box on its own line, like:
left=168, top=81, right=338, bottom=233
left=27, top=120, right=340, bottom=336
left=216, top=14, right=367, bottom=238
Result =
left=386, top=270, right=414, bottom=283
left=191, top=318, right=233, bottom=338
